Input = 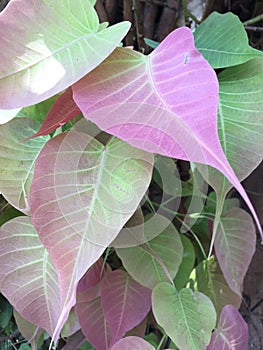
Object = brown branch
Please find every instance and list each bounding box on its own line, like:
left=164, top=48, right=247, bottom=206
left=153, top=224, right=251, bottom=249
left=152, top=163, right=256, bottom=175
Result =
left=105, top=0, right=118, bottom=24
left=95, top=0, right=109, bottom=23
left=155, top=0, right=180, bottom=42
left=123, top=0, right=134, bottom=47
left=132, top=0, right=146, bottom=52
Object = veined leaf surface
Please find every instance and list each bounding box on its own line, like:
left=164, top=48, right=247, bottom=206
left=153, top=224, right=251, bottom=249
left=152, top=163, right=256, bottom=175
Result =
left=152, top=284, right=216, bottom=350
left=0, top=117, right=48, bottom=213
left=194, top=12, right=263, bottom=68
left=0, top=0, right=130, bottom=109
left=73, top=27, right=261, bottom=236
left=101, top=270, right=151, bottom=347
left=0, top=217, right=60, bottom=339
left=30, top=131, right=153, bottom=339
left=116, top=214, right=183, bottom=289
left=207, top=305, right=248, bottom=350
left=215, top=207, right=256, bottom=295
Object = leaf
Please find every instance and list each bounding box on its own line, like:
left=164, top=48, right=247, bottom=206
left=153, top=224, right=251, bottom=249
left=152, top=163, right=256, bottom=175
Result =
left=110, top=336, right=155, bottom=350
left=0, top=217, right=61, bottom=339
left=0, top=117, right=49, bottom=213
left=207, top=305, right=248, bottom=350
left=0, top=293, right=12, bottom=329
left=76, top=297, right=111, bottom=350
left=13, top=309, right=44, bottom=350
left=194, top=12, right=263, bottom=68
left=77, top=258, right=111, bottom=302
left=72, top=27, right=261, bottom=236
left=26, top=87, right=81, bottom=140
left=101, top=270, right=152, bottom=347
left=30, top=131, right=153, bottom=340
left=116, top=214, right=183, bottom=289
left=215, top=207, right=256, bottom=295
left=152, top=283, right=216, bottom=350
left=189, top=256, right=241, bottom=316
left=174, top=235, right=195, bottom=290
left=18, top=95, right=58, bottom=123
left=0, top=0, right=130, bottom=108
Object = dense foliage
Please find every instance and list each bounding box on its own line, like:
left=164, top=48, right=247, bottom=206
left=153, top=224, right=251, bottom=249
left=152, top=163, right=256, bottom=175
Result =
left=0, top=1, right=262, bottom=349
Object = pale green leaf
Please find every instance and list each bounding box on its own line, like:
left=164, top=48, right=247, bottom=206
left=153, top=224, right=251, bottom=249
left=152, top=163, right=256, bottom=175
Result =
left=152, top=284, right=216, bottom=350
left=194, top=12, right=263, bottom=68
left=116, top=214, right=183, bottom=289
left=189, top=256, right=241, bottom=316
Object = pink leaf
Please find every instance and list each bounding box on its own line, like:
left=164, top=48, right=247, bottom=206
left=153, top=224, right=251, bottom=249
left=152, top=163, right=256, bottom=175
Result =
left=0, top=217, right=61, bottom=339
left=207, top=305, right=248, bottom=350
left=25, top=87, right=80, bottom=140
left=76, top=297, right=112, bottom=350
left=73, top=27, right=262, bottom=236
left=77, top=258, right=111, bottom=302
left=29, top=131, right=153, bottom=340
left=101, top=270, right=152, bottom=347
left=110, top=336, right=155, bottom=350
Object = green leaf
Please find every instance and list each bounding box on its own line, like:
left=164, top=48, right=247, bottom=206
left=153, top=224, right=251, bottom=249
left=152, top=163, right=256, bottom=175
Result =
left=0, top=117, right=49, bottom=213
left=0, top=0, right=130, bottom=109
left=189, top=256, right=241, bottom=316
left=194, top=12, right=263, bottom=68
left=116, top=214, right=183, bottom=289
left=152, top=283, right=216, bottom=350
left=0, top=294, right=12, bottom=329
left=174, top=235, right=195, bottom=290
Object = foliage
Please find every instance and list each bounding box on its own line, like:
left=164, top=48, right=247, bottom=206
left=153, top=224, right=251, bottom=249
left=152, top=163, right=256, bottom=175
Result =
left=0, top=1, right=260, bottom=349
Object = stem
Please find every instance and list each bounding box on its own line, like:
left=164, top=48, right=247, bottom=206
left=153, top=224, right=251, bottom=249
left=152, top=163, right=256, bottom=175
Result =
left=243, top=14, right=263, bottom=26
left=157, top=335, right=167, bottom=350
left=208, top=196, right=225, bottom=258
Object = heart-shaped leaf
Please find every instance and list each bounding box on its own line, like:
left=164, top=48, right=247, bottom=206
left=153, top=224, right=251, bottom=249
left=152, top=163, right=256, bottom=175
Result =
left=72, top=27, right=261, bottom=236
left=116, top=214, right=183, bottom=289
left=0, top=0, right=130, bottom=109
left=0, top=217, right=61, bottom=339
left=207, top=305, right=248, bottom=350
left=152, top=283, right=216, bottom=350
left=194, top=12, right=263, bottom=68
left=30, top=131, right=153, bottom=339
left=189, top=256, right=241, bottom=316
left=0, top=117, right=48, bottom=213
left=101, top=270, right=152, bottom=347
left=215, top=207, right=256, bottom=295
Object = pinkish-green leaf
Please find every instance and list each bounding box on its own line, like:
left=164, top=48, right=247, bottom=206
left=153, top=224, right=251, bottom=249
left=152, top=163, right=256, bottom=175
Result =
left=116, top=214, right=183, bottom=289
left=189, top=256, right=241, bottom=316
left=30, top=131, right=153, bottom=340
left=76, top=297, right=111, bottom=350
left=76, top=260, right=112, bottom=350
left=72, top=27, right=261, bottom=236
left=207, top=305, right=248, bottom=350
left=101, top=270, right=151, bottom=347
left=0, top=0, right=130, bottom=109
left=77, top=258, right=111, bottom=302
left=152, top=284, right=216, bottom=350
left=110, top=336, right=155, bottom=350
left=0, top=117, right=48, bottom=213
left=215, top=207, right=256, bottom=295
left=0, top=217, right=60, bottom=339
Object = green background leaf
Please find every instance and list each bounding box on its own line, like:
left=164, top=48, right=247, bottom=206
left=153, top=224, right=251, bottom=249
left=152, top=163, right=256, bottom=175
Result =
left=194, top=12, right=263, bottom=68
